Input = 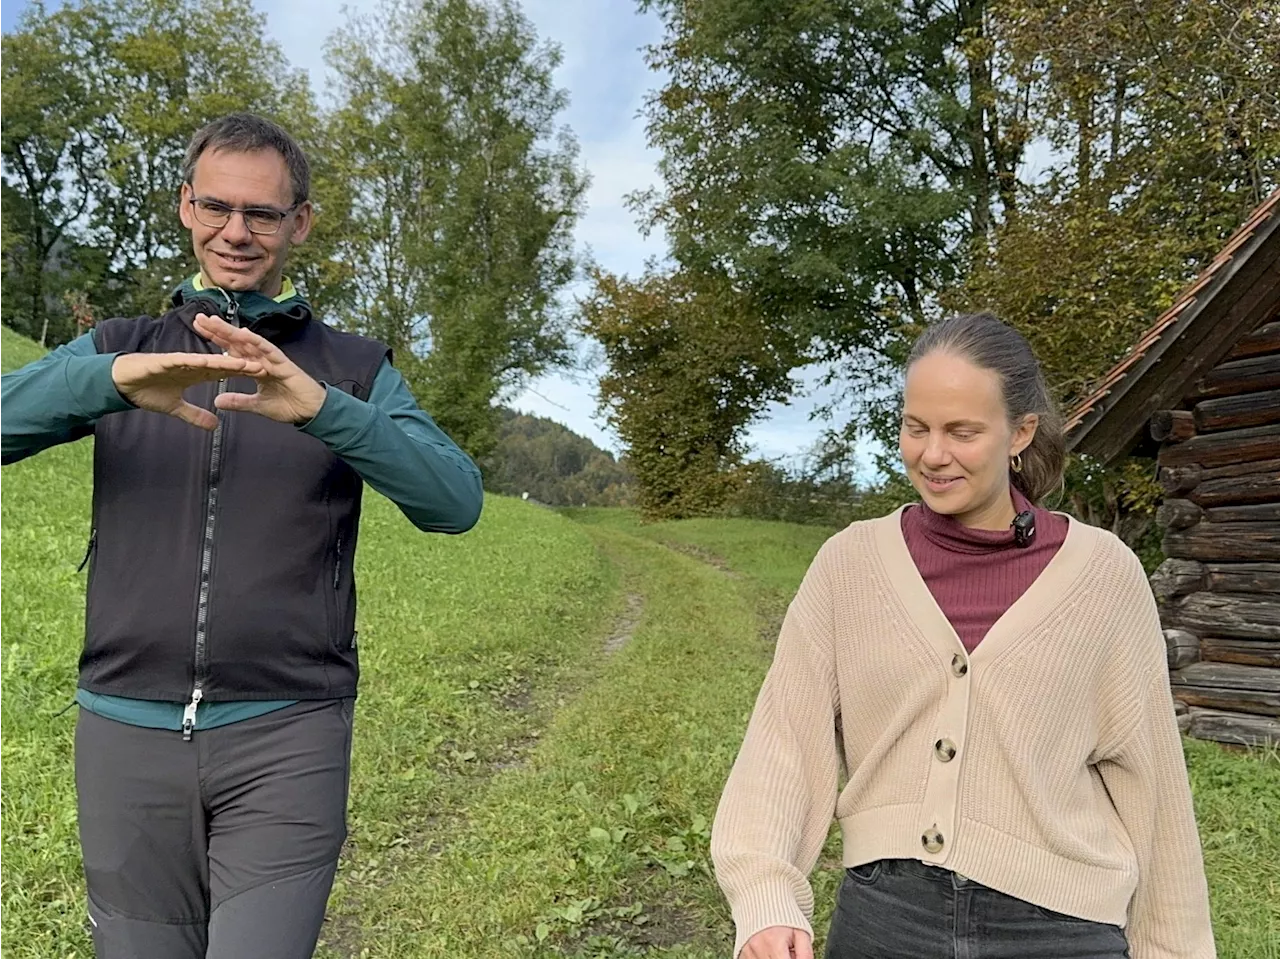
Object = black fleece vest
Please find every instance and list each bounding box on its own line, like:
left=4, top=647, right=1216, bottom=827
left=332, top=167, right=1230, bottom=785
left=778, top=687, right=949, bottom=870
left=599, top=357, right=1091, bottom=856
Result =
left=82, top=296, right=390, bottom=701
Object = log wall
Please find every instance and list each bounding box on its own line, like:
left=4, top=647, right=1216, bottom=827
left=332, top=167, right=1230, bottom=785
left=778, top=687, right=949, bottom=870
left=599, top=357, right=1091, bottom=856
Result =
left=1150, top=311, right=1280, bottom=747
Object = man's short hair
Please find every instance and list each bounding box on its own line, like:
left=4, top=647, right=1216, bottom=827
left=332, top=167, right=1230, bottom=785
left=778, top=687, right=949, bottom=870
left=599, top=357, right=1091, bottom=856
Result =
left=182, top=113, right=311, bottom=205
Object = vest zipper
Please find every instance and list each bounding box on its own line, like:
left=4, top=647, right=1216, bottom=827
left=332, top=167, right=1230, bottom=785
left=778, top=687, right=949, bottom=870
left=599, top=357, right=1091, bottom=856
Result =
left=185, top=295, right=239, bottom=741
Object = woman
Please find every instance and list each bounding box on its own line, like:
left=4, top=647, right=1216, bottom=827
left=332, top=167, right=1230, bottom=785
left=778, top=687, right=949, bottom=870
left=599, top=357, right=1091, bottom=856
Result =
left=711, top=313, right=1215, bottom=959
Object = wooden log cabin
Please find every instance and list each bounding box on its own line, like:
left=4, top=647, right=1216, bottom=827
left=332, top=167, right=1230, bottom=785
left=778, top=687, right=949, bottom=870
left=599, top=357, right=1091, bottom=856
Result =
left=1065, top=189, right=1280, bottom=749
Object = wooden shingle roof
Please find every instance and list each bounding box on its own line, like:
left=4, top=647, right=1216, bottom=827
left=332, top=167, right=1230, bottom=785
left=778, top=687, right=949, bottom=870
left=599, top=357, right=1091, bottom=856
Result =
left=1065, top=190, right=1280, bottom=464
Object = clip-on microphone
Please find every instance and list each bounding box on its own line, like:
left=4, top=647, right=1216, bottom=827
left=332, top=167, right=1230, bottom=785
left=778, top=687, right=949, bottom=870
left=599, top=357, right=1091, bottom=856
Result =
left=1011, top=510, right=1036, bottom=548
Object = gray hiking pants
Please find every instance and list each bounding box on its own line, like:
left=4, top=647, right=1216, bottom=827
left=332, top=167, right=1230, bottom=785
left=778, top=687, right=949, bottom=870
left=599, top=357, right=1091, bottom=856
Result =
left=75, top=698, right=354, bottom=959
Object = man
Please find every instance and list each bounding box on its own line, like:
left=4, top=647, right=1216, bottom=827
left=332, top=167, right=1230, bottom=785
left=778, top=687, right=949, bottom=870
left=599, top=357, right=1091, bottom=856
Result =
left=1, top=113, right=484, bottom=958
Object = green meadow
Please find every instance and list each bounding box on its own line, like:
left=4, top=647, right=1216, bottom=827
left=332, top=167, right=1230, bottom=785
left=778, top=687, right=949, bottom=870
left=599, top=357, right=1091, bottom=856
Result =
left=2, top=326, right=1277, bottom=958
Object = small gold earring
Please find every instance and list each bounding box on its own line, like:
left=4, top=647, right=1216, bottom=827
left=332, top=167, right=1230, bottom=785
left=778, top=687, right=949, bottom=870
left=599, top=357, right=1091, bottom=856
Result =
left=1011, top=453, right=1024, bottom=474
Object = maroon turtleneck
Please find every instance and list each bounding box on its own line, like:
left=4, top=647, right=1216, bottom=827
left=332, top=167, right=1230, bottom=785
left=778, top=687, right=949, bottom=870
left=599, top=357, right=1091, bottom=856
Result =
left=900, top=486, right=1070, bottom=652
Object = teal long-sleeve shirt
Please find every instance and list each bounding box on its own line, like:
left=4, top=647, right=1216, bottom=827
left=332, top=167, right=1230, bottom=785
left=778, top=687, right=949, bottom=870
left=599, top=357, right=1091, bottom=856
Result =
left=2, top=328, right=484, bottom=729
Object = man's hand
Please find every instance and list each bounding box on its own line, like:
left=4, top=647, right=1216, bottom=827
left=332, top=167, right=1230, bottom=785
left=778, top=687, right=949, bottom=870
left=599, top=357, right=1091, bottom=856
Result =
left=742, top=927, right=813, bottom=959
left=111, top=352, right=265, bottom=431
left=193, top=313, right=328, bottom=425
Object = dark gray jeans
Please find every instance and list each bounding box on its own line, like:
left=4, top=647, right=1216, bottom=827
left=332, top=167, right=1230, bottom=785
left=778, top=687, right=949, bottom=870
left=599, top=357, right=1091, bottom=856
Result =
left=825, top=858, right=1131, bottom=959
left=75, top=698, right=354, bottom=959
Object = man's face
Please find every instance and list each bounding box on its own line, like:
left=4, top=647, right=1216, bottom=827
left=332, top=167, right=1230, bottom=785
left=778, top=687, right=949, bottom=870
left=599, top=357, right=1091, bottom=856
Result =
left=178, top=147, right=312, bottom=297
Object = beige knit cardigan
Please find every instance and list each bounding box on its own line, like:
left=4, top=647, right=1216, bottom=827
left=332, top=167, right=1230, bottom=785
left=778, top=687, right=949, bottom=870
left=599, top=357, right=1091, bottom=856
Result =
left=711, top=508, right=1215, bottom=959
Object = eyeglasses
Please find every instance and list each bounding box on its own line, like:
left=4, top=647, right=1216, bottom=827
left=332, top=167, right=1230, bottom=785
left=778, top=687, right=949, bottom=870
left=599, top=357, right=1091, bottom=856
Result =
left=188, top=197, right=299, bottom=235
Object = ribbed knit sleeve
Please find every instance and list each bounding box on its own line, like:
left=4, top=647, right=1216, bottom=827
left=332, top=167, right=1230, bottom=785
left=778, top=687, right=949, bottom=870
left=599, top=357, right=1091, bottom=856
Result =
left=1094, top=555, right=1216, bottom=959
left=711, top=544, right=842, bottom=958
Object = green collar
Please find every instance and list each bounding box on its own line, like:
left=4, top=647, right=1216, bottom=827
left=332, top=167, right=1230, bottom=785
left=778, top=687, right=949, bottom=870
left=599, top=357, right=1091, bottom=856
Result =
left=171, top=273, right=313, bottom=327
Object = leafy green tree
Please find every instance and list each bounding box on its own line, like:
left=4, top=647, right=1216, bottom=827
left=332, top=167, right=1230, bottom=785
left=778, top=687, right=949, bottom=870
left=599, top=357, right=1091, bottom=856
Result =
left=325, top=0, right=587, bottom=458
left=1, top=5, right=101, bottom=345
left=635, top=0, right=1038, bottom=444
left=958, top=0, right=1280, bottom=404
left=581, top=267, right=799, bottom=518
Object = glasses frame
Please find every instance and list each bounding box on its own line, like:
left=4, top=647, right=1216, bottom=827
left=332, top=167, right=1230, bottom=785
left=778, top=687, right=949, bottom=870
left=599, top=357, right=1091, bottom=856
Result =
left=187, top=195, right=301, bottom=236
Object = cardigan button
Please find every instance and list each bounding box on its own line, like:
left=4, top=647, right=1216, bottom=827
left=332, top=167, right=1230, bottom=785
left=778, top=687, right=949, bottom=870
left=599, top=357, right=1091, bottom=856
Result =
left=935, top=738, right=957, bottom=762
left=922, top=828, right=945, bottom=853
left=950, top=654, right=968, bottom=677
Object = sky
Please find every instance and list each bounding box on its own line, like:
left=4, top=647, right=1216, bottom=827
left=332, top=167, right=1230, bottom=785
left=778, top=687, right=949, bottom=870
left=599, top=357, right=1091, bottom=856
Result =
left=1, top=0, right=868, bottom=471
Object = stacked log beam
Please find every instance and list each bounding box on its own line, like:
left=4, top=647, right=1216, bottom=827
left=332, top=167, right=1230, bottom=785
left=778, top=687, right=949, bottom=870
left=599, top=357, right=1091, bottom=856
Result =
left=1149, top=314, right=1280, bottom=747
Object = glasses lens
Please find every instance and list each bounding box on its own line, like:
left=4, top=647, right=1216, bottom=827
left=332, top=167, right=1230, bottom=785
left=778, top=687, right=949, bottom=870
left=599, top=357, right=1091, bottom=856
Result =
left=245, top=211, right=284, bottom=235
left=193, top=200, right=231, bottom=229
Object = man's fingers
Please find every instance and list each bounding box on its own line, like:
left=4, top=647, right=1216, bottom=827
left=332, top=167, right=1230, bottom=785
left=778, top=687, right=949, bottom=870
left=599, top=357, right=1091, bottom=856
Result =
left=171, top=401, right=219, bottom=432
left=213, top=391, right=259, bottom=413
left=193, top=314, right=284, bottom=364
left=154, top=352, right=262, bottom=376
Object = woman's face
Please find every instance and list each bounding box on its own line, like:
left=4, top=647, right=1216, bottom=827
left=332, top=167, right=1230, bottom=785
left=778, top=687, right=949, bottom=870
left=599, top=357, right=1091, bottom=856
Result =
left=899, top=351, right=1037, bottom=528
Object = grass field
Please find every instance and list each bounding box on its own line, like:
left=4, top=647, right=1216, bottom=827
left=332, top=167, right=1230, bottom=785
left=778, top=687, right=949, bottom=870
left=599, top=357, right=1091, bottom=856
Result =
left=2, top=326, right=1277, bottom=958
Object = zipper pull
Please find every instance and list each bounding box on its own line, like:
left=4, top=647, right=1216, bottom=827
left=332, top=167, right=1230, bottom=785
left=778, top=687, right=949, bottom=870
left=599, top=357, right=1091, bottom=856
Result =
left=181, top=688, right=202, bottom=741
left=333, top=535, right=343, bottom=589
left=76, top=529, right=97, bottom=572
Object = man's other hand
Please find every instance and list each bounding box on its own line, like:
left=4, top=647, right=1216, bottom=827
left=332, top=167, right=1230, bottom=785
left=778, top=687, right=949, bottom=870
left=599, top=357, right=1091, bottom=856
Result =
left=111, top=352, right=265, bottom=431
left=193, top=313, right=328, bottom=425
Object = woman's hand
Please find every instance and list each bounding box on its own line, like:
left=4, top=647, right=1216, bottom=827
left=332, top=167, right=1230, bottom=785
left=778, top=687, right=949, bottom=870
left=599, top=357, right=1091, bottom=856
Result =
left=742, top=926, right=813, bottom=959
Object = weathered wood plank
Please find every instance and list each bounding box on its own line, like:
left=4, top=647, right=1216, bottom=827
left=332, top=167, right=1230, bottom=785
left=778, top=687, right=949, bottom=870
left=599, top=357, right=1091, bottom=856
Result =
left=1199, top=637, right=1280, bottom=668
left=1187, top=468, right=1280, bottom=507
left=1161, top=591, right=1280, bottom=639
left=1164, top=628, right=1201, bottom=670
left=1157, top=423, right=1280, bottom=468
left=1205, top=562, right=1280, bottom=594
left=1204, top=502, right=1280, bottom=523
left=1151, top=410, right=1196, bottom=443
left=1201, top=455, right=1280, bottom=480
left=1186, top=708, right=1280, bottom=747
left=1225, top=321, right=1280, bottom=360
left=1170, top=662, right=1280, bottom=716
left=1194, top=354, right=1280, bottom=398
left=1194, top=389, right=1280, bottom=432
left=1163, top=524, right=1280, bottom=563
left=1150, top=559, right=1206, bottom=602
left=1156, top=499, right=1203, bottom=530
left=1159, top=465, right=1202, bottom=495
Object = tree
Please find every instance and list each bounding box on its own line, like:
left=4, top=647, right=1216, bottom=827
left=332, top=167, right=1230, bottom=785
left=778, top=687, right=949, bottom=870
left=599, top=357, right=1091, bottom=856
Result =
left=958, top=0, right=1280, bottom=405
left=581, top=267, right=799, bottom=518
left=1, top=5, right=100, bottom=345
left=325, top=0, right=587, bottom=458
left=635, top=0, right=1039, bottom=445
